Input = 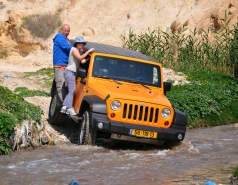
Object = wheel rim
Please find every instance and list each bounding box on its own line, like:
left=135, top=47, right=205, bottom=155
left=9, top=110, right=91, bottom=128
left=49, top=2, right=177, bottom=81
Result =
left=50, top=95, right=57, bottom=117
left=79, top=115, right=86, bottom=144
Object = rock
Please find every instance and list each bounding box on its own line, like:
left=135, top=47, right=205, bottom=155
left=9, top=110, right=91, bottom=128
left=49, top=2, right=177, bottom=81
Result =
left=41, top=135, right=49, bottom=145
left=82, top=27, right=95, bottom=36
left=163, top=68, right=189, bottom=85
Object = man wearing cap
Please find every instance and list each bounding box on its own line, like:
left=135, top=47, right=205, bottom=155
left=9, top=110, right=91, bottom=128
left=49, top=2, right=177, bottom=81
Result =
left=60, top=36, right=94, bottom=115
left=52, top=24, right=72, bottom=104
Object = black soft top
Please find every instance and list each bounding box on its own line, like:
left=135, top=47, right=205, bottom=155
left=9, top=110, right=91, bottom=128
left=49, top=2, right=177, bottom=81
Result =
left=69, top=40, right=157, bottom=62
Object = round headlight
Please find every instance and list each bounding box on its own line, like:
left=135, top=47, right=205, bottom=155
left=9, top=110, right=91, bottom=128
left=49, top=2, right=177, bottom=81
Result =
left=111, top=100, right=121, bottom=111
left=161, top=108, right=171, bottom=118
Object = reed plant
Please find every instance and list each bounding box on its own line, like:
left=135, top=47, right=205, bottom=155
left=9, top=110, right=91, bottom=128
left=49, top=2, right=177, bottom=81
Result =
left=121, top=16, right=238, bottom=77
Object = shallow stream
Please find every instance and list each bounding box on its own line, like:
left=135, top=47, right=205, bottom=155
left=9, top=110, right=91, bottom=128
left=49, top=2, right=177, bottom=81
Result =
left=0, top=124, right=237, bottom=185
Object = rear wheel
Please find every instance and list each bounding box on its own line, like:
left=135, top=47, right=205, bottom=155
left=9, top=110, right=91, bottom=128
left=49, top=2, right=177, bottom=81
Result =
left=78, top=110, right=97, bottom=145
left=48, top=90, right=65, bottom=125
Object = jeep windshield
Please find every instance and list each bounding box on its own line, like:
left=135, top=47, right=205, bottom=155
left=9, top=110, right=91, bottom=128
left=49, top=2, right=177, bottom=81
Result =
left=92, top=56, right=161, bottom=87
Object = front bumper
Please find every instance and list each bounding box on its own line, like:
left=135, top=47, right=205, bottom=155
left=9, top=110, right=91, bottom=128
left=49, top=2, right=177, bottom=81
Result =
left=91, top=112, right=186, bottom=144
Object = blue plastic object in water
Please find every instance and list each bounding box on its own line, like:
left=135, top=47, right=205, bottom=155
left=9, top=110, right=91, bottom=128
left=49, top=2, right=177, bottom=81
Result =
left=68, top=182, right=79, bottom=185
left=204, top=180, right=216, bottom=185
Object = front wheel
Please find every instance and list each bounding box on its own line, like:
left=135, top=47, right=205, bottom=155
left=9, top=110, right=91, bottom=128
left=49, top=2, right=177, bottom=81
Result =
left=48, top=90, right=65, bottom=125
left=78, top=111, right=97, bottom=145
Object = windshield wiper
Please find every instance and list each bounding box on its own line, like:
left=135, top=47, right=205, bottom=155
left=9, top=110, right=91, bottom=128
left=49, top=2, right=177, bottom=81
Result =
left=95, top=76, right=122, bottom=85
left=121, top=79, right=151, bottom=90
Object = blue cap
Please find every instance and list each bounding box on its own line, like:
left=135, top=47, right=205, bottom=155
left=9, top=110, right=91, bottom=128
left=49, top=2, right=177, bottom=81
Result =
left=204, top=181, right=216, bottom=185
left=74, top=36, right=86, bottom=45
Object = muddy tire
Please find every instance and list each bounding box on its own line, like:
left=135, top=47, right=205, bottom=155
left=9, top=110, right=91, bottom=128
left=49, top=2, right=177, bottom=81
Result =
left=48, top=90, right=65, bottom=125
left=78, top=110, right=97, bottom=145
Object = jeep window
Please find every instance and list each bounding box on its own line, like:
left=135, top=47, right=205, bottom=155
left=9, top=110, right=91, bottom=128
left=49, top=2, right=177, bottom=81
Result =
left=92, top=56, right=161, bottom=87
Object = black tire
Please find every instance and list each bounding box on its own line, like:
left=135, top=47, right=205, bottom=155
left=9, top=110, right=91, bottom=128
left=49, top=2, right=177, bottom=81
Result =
left=48, top=90, right=65, bottom=125
left=78, top=110, right=97, bottom=145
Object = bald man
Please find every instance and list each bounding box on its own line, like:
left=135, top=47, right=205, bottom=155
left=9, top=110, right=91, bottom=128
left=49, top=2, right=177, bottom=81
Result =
left=52, top=24, right=72, bottom=104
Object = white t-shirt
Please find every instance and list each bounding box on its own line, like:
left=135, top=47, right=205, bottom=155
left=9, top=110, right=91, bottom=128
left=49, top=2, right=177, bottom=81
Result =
left=66, top=47, right=81, bottom=72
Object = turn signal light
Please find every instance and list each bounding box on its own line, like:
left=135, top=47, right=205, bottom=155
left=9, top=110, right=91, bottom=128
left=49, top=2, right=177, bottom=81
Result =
left=110, top=113, right=116, bottom=118
left=164, top=121, right=169, bottom=126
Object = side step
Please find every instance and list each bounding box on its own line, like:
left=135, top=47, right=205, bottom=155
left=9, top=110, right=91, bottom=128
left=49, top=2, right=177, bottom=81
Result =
left=67, top=115, right=82, bottom=123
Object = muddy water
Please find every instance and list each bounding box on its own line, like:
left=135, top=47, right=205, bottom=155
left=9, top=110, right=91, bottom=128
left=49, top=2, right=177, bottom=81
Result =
left=0, top=124, right=237, bottom=185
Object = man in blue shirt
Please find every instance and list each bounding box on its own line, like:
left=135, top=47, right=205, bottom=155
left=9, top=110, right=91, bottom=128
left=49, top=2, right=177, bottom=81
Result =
left=53, top=24, right=72, bottom=104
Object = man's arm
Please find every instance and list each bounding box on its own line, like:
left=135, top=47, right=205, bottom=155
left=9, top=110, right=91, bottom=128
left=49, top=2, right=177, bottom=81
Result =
left=56, top=34, right=72, bottom=51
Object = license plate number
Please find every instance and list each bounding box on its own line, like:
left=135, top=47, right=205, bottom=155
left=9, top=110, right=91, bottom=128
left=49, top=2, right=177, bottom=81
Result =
left=130, top=129, right=157, bottom=139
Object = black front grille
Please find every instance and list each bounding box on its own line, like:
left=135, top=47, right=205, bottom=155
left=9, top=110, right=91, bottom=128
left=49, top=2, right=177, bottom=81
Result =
left=122, top=103, right=159, bottom=123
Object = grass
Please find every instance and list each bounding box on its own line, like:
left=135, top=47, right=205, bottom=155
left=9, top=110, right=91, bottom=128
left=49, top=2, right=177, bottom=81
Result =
left=23, top=68, right=54, bottom=89
left=14, top=87, right=49, bottom=97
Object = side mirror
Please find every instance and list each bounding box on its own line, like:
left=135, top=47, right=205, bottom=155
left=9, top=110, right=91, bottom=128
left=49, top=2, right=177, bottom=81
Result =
left=164, top=82, right=171, bottom=95
left=77, top=67, right=86, bottom=78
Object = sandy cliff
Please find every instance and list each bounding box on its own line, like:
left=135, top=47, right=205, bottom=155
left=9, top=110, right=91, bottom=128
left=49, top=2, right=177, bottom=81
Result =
left=0, top=0, right=237, bottom=68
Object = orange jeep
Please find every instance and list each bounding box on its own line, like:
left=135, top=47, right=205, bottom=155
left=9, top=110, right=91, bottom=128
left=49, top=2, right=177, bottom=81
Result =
left=49, top=42, right=188, bottom=145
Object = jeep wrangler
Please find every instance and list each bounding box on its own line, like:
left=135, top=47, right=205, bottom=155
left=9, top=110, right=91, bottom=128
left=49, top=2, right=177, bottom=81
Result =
left=49, top=41, right=187, bottom=145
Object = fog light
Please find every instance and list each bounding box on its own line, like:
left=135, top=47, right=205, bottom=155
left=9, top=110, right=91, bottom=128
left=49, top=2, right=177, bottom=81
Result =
left=98, top=122, right=103, bottom=129
left=178, top=134, right=183, bottom=140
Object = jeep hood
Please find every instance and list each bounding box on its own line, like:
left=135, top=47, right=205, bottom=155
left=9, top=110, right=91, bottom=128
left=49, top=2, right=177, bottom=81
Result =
left=88, top=79, right=171, bottom=106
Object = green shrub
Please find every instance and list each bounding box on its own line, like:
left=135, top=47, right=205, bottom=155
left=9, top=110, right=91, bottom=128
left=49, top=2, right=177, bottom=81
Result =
left=0, top=111, right=16, bottom=138
left=0, top=137, right=12, bottom=155
left=233, top=166, right=238, bottom=177
left=0, top=50, right=8, bottom=59
left=0, top=111, right=15, bottom=155
left=0, top=86, right=43, bottom=123
left=0, top=86, right=44, bottom=155
left=14, top=87, right=49, bottom=97
left=22, top=13, right=62, bottom=39
left=167, top=71, right=238, bottom=127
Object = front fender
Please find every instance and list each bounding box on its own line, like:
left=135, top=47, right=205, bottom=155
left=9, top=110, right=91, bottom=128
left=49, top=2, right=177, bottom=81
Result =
left=83, top=95, right=107, bottom=114
left=171, top=109, right=188, bottom=130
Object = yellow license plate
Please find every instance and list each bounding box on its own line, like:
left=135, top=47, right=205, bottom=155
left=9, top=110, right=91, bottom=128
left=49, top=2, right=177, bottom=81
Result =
left=130, top=129, right=157, bottom=139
